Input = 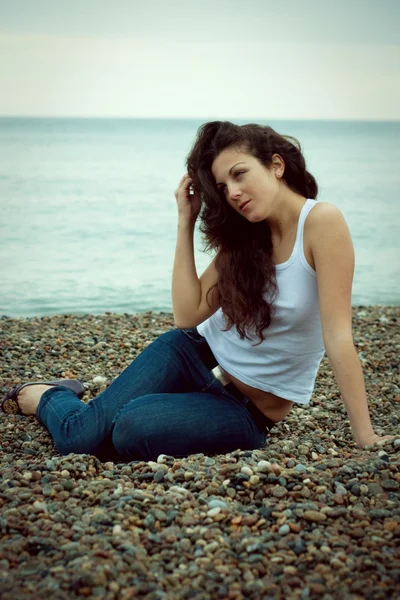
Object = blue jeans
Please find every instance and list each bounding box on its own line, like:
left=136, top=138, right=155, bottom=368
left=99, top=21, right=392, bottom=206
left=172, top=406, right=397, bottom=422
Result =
left=36, top=328, right=273, bottom=462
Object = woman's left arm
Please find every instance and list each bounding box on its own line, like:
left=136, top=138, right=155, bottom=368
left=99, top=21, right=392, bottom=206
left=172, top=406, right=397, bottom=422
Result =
left=309, top=202, right=396, bottom=449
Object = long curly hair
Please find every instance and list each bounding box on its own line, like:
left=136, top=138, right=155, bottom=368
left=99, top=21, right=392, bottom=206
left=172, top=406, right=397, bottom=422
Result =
left=185, top=121, right=318, bottom=344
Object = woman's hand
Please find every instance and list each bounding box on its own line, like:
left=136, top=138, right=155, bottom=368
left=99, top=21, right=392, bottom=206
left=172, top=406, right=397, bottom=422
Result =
left=356, top=432, right=397, bottom=449
left=175, top=173, right=202, bottom=225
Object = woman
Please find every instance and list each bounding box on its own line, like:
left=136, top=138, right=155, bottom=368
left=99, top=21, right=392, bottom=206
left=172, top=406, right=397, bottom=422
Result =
left=1, top=121, right=395, bottom=460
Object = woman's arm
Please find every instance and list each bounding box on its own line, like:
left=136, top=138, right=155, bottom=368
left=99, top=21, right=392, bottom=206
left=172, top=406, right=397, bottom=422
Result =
left=172, top=174, right=221, bottom=328
left=172, top=219, right=201, bottom=325
left=309, top=203, right=395, bottom=448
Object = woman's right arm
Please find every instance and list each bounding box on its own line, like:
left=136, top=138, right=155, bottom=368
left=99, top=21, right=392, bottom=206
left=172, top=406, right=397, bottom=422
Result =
left=172, top=174, right=221, bottom=328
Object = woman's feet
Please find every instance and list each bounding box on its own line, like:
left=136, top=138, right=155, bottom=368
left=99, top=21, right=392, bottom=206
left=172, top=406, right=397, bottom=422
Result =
left=16, top=385, right=54, bottom=415
left=1, top=379, right=86, bottom=416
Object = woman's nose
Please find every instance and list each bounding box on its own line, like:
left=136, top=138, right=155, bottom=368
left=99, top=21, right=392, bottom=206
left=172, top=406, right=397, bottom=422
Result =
left=227, top=184, right=242, bottom=201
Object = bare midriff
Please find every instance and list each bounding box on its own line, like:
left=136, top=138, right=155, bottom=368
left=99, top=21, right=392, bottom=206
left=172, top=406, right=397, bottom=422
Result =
left=221, top=367, right=294, bottom=424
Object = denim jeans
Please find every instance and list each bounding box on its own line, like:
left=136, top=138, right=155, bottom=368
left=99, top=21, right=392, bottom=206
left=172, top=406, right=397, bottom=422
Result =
left=36, top=327, right=272, bottom=462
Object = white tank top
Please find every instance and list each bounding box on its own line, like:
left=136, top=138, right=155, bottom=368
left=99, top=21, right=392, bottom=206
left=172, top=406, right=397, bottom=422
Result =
left=197, top=198, right=325, bottom=405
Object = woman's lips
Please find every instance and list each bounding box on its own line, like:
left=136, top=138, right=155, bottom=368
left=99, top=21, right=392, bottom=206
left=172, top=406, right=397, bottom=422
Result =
left=240, top=200, right=251, bottom=211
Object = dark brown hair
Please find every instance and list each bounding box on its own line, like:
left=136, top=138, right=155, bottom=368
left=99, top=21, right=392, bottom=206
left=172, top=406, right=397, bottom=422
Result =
left=186, top=121, right=318, bottom=344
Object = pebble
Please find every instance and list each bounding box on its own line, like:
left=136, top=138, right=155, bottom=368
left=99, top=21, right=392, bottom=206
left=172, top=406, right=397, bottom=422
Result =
left=0, top=307, right=399, bottom=599
left=278, top=524, right=290, bottom=535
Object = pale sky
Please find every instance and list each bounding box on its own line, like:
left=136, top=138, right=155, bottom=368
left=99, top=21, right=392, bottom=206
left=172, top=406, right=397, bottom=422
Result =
left=0, top=0, right=399, bottom=120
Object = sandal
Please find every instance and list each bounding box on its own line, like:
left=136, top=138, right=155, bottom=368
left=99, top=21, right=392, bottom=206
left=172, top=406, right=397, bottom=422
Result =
left=1, top=379, right=85, bottom=415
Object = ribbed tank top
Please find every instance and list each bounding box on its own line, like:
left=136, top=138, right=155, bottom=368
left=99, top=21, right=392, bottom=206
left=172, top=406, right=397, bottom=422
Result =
left=197, top=198, right=325, bottom=405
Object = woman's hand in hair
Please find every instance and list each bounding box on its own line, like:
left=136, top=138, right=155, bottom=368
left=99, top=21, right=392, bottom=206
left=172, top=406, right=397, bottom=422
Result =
left=175, top=173, right=202, bottom=225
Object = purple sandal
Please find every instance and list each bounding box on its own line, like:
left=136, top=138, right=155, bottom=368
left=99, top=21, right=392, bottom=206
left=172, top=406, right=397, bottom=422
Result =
left=1, top=379, right=85, bottom=415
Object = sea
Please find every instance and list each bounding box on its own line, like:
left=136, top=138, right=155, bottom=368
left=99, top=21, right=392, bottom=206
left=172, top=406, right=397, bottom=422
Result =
left=0, top=117, right=399, bottom=318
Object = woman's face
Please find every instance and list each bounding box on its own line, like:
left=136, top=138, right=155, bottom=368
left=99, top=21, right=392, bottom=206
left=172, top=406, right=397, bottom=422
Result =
left=211, top=146, right=284, bottom=222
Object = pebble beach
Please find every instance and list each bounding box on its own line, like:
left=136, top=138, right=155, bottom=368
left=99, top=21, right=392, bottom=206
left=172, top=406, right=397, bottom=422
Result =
left=0, top=306, right=399, bottom=600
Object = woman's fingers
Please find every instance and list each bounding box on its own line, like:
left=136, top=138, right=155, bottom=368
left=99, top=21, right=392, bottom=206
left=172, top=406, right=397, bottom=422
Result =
left=175, top=174, right=193, bottom=198
left=174, top=173, right=201, bottom=223
left=180, top=173, right=191, bottom=184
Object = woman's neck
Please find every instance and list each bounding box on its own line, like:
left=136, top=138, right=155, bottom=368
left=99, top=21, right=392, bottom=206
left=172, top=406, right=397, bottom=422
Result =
left=266, top=191, right=307, bottom=241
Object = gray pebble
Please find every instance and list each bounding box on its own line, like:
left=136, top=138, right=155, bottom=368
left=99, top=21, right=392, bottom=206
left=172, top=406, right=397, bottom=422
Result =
left=278, top=524, right=290, bottom=535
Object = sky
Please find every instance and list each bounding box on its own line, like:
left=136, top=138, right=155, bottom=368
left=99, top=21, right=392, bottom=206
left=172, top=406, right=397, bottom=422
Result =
left=0, top=0, right=399, bottom=120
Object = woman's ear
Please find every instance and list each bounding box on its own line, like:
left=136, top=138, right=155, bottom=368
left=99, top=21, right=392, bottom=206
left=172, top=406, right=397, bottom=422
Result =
left=271, top=153, right=285, bottom=178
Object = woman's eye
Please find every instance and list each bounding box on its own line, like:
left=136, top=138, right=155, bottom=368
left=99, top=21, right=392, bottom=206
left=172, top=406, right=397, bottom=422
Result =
left=217, top=172, right=244, bottom=194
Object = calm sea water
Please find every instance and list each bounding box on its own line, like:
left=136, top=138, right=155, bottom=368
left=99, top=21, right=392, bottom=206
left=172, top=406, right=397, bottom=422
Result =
left=0, top=117, right=399, bottom=318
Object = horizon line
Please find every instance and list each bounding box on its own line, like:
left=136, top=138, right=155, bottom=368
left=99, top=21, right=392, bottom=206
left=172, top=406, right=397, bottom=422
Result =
left=1, top=115, right=400, bottom=123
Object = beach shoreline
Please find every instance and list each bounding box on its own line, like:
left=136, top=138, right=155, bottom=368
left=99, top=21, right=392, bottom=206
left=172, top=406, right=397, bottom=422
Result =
left=0, top=305, right=399, bottom=598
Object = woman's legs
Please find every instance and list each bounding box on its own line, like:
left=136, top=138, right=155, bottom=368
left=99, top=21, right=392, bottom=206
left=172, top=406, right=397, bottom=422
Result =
left=112, top=390, right=268, bottom=462
left=36, top=328, right=222, bottom=459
